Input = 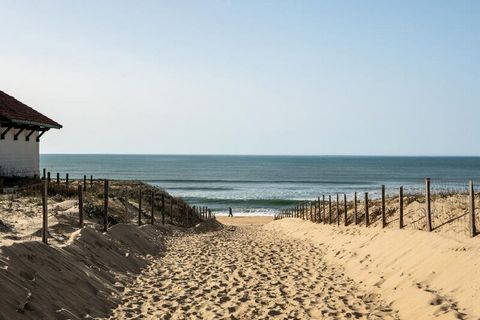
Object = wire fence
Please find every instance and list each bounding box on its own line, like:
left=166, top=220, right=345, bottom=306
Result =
left=275, top=178, right=479, bottom=240
left=0, top=171, right=215, bottom=245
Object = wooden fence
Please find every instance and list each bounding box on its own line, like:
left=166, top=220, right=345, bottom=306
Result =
left=0, top=170, right=215, bottom=245
left=275, top=178, right=478, bottom=238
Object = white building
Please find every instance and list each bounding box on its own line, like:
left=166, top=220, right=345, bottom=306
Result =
left=0, top=91, right=61, bottom=177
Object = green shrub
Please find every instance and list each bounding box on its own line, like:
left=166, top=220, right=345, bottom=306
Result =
left=84, top=202, right=119, bottom=226
left=84, top=202, right=103, bottom=218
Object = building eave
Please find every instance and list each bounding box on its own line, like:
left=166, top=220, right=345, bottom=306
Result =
left=1, top=117, right=62, bottom=130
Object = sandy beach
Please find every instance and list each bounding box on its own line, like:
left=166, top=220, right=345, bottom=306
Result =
left=216, top=215, right=274, bottom=226
left=110, top=217, right=397, bottom=319
left=266, top=218, right=480, bottom=319
left=1, top=192, right=479, bottom=319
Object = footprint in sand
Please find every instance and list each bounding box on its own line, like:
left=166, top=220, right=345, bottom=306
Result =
left=109, top=226, right=399, bottom=320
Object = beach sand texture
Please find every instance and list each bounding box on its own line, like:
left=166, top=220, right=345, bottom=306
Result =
left=1, top=194, right=480, bottom=319
left=267, top=218, right=480, bottom=319
left=110, top=220, right=397, bottom=319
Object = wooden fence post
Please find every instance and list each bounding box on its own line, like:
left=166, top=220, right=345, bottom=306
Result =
left=182, top=203, right=186, bottom=227
left=47, top=172, right=51, bottom=184
left=151, top=190, right=155, bottom=225
left=469, top=180, right=477, bottom=237
left=56, top=173, right=60, bottom=185
left=83, top=175, right=87, bottom=191
left=317, top=197, right=321, bottom=222
left=78, top=184, right=84, bottom=228
left=381, top=185, right=386, bottom=228
left=343, top=194, right=348, bottom=226
left=42, top=180, right=48, bottom=244
left=170, top=199, right=174, bottom=224
left=42, top=168, right=46, bottom=180
left=336, top=193, right=340, bottom=225
left=399, top=186, right=404, bottom=229
left=90, top=175, right=93, bottom=188
left=426, top=178, right=432, bottom=232
left=354, top=192, right=358, bottom=225
left=124, top=188, right=129, bottom=223
left=365, top=192, right=369, bottom=227
left=322, top=195, right=326, bottom=224
left=310, top=201, right=313, bottom=221
left=138, top=189, right=142, bottom=226
left=66, top=173, right=69, bottom=193
left=328, top=195, right=332, bottom=224
left=161, top=194, right=165, bottom=225
left=103, top=179, right=109, bottom=232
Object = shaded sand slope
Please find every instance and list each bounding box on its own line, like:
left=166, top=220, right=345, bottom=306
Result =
left=111, top=224, right=398, bottom=319
left=0, top=224, right=172, bottom=319
left=266, top=219, right=480, bottom=319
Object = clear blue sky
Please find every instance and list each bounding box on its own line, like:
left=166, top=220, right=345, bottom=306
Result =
left=0, top=1, right=478, bottom=155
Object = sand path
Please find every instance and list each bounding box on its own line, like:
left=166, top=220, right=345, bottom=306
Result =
left=110, top=225, right=398, bottom=319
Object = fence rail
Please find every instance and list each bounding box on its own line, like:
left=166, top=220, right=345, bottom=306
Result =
left=275, top=178, right=478, bottom=239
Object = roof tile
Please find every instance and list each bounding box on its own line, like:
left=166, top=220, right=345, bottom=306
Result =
left=0, top=90, right=62, bottom=129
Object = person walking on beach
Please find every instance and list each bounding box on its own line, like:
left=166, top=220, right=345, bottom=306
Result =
left=228, top=207, right=233, bottom=217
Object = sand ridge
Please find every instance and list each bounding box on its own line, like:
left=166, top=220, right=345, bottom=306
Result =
left=110, top=223, right=398, bottom=319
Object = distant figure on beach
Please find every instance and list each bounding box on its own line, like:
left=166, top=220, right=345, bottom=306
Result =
left=228, top=207, right=233, bottom=217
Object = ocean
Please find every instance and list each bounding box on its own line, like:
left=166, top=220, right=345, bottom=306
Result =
left=40, top=155, right=480, bottom=216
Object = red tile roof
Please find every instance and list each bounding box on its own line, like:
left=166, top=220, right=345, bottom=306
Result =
left=0, top=90, right=61, bottom=129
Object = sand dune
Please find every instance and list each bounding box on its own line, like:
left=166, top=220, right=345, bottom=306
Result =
left=110, top=221, right=398, bottom=319
left=0, top=224, right=171, bottom=319
left=2, top=211, right=478, bottom=319
left=266, top=218, right=480, bottom=319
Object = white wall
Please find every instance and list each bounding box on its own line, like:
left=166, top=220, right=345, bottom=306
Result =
left=0, top=129, right=39, bottom=177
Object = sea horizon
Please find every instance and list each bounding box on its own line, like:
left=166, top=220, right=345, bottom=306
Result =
left=40, top=154, right=480, bottom=216
left=41, top=153, right=480, bottom=157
